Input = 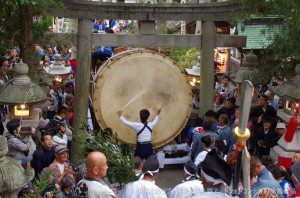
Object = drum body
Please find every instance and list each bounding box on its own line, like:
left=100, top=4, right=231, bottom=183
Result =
left=93, top=50, right=192, bottom=148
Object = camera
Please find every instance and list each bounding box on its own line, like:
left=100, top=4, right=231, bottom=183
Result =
left=41, top=120, right=66, bottom=136
left=69, top=163, right=78, bottom=172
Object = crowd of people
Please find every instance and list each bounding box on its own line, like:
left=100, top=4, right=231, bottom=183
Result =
left=1, top=42, right=300, bottom=197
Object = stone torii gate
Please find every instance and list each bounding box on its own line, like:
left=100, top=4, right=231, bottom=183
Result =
left=51, top=0, right=256, bottom=163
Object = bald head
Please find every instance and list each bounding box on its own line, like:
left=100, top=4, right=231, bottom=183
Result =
left=86, top=151, right=108, bottom=180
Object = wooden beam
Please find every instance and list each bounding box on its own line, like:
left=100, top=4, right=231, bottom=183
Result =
left=52, top=0, right=263, bottom=21
left=44, top=33, right=246, bottom=48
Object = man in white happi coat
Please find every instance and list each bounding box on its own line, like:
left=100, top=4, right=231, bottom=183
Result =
left=194, top=149, right=238, bottom=198
left=118, top=155, right=167, bottom=198
left=169, top=161, right=204, bottom=198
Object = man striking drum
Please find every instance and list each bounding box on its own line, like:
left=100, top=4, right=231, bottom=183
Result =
left=117, top=108, right=161, bottom=160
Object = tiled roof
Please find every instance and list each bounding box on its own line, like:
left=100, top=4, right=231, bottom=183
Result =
left=237, top=18, right=282, bottom=50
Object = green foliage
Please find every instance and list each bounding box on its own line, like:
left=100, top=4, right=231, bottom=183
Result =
left=21, top=168, right=58, bottom=198
left=258, top=0, right=300, bottom=79
left=77, top=130, right=136, bottom=184
left=169, top=48, right=200, bottom=70
left=33, top=16, right=53, bottom=46
left=0, top=0, right=57, bottom=55
left=236, top=0, right=300, bottom=79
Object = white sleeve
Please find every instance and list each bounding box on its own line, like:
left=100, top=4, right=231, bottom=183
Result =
left=119, top=116, right=140, bottom=131
left=194, top=151, right=207, bottom=166
left=148, top=115, right=159, bottom=128
left=53, top=135, right=68, bottom=146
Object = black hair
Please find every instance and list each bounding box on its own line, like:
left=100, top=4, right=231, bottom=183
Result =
left=140, top=109, right=150, bottom=123
left=57, top=106, right=68, bottom=115
left=201, top=135, right=212, bottom=148
left=267, top=164, right=281, bottom=180
left=223, top=75, right=230, bottom=81
left=64, top=82, right=74, bottom=89
left=41, top=133, right=52, bottom=142
left=215, top=139, right=226, bottom=157
left=205, top=110, right=217, bottom=119
left=6, top=119, right=21, bottom=134
left=202, top=121, right=211, bottom=131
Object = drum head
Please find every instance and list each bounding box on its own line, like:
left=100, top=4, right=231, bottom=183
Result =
left=93, top=51, right=192, bottom=148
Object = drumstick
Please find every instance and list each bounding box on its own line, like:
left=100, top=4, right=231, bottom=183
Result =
left=159, top=99, right=168, bottom=109
left=121, top=90, right=146, bottom=111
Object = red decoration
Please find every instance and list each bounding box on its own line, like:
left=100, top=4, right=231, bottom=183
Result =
left=284, top=101, right=300, bottom=142
left=70, top=59, right=77, bottom=73
left=277, top=155, right=292, bottom=169
left=197, top=127, right=204, bottom=134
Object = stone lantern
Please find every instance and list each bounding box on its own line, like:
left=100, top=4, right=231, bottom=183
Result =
left=230, top=49, right=264, bottom=105
left=0, top=60, right=47, bottom=127
left=269, top=64, right=300, bottom=168
left=185, top=56, right=201, bottom=88
left=44, top=54, right=72, bottom=82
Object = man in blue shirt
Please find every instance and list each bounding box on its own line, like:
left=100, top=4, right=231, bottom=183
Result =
left=191, top=121, right=219, bottom=161
left=205, top=110, right=220, bottom=132
left=218, top=114, right=236, bottom=155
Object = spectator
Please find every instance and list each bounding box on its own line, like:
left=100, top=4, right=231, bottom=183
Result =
left=31, top=133, right=55, bottom=176
left=293, top=152, right=300, bottom=164
left=194, top=135, right=213, bottom=167
left=252, top=156, right=273, bottom=180
left=4, top=119, right=36, bottom=167
left=291, top=160, right=300, bottom=197
left=253, top=116, right=278, bottom=158
left=268, top=164, right=294, bottom=198
left=239, top=156, right=283, bottom=198
left=52, top=106, right=72, bottom=148
left=58, top=173, right=75, bottom=198
left=216, top=75, right=234, bottom=99
left=0, top=56, right=12, bottom=87
left=49, top=145, right=76, bottom=186
left=251, top=94, right=277, bottom=129
left=8, top=48, right=19, bottom=68
left=213, top=95, right=224, bottom=112
left=49, top=80, right=64, bottom=119
left=217, top=97, right=238, bottom=126
left=191, top=121, right=219, bottom=161
left=217, top=114, right=236, bottom=155
left=266, top=91, right=280, bottom=111
left=134, top=156, right=143, bottom=180
left=204, top=110, right=219, bottom=132
left=275, top=122, right=286, bottom=142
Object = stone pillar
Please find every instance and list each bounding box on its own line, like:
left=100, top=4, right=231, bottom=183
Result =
left=200, top=21, right=215, bottom=117
left=71, top=19, right=92, bottom=165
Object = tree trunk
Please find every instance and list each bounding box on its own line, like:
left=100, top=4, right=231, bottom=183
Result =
left=19, top=4, right=34, bottom=71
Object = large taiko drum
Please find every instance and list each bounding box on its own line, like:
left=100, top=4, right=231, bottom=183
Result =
left=93, top=50, right=192, bottom=148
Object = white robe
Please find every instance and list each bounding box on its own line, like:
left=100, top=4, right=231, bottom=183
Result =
left=193, top=192, right=238, bottom=198
left=118, top=180, right=167, bottom=198
left=169, top=180, right=204, bottom=198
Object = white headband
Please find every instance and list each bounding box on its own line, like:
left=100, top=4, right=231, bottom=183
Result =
left=201, top=169, right=225, bottom=185
left=139, top=168, right=159, bottom=180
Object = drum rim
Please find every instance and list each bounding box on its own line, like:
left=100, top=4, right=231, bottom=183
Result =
left=93, top=50, right=192, bottom=148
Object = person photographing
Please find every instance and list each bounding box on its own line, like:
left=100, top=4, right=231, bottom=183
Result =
left=117, top=108, right=161, bottom=160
